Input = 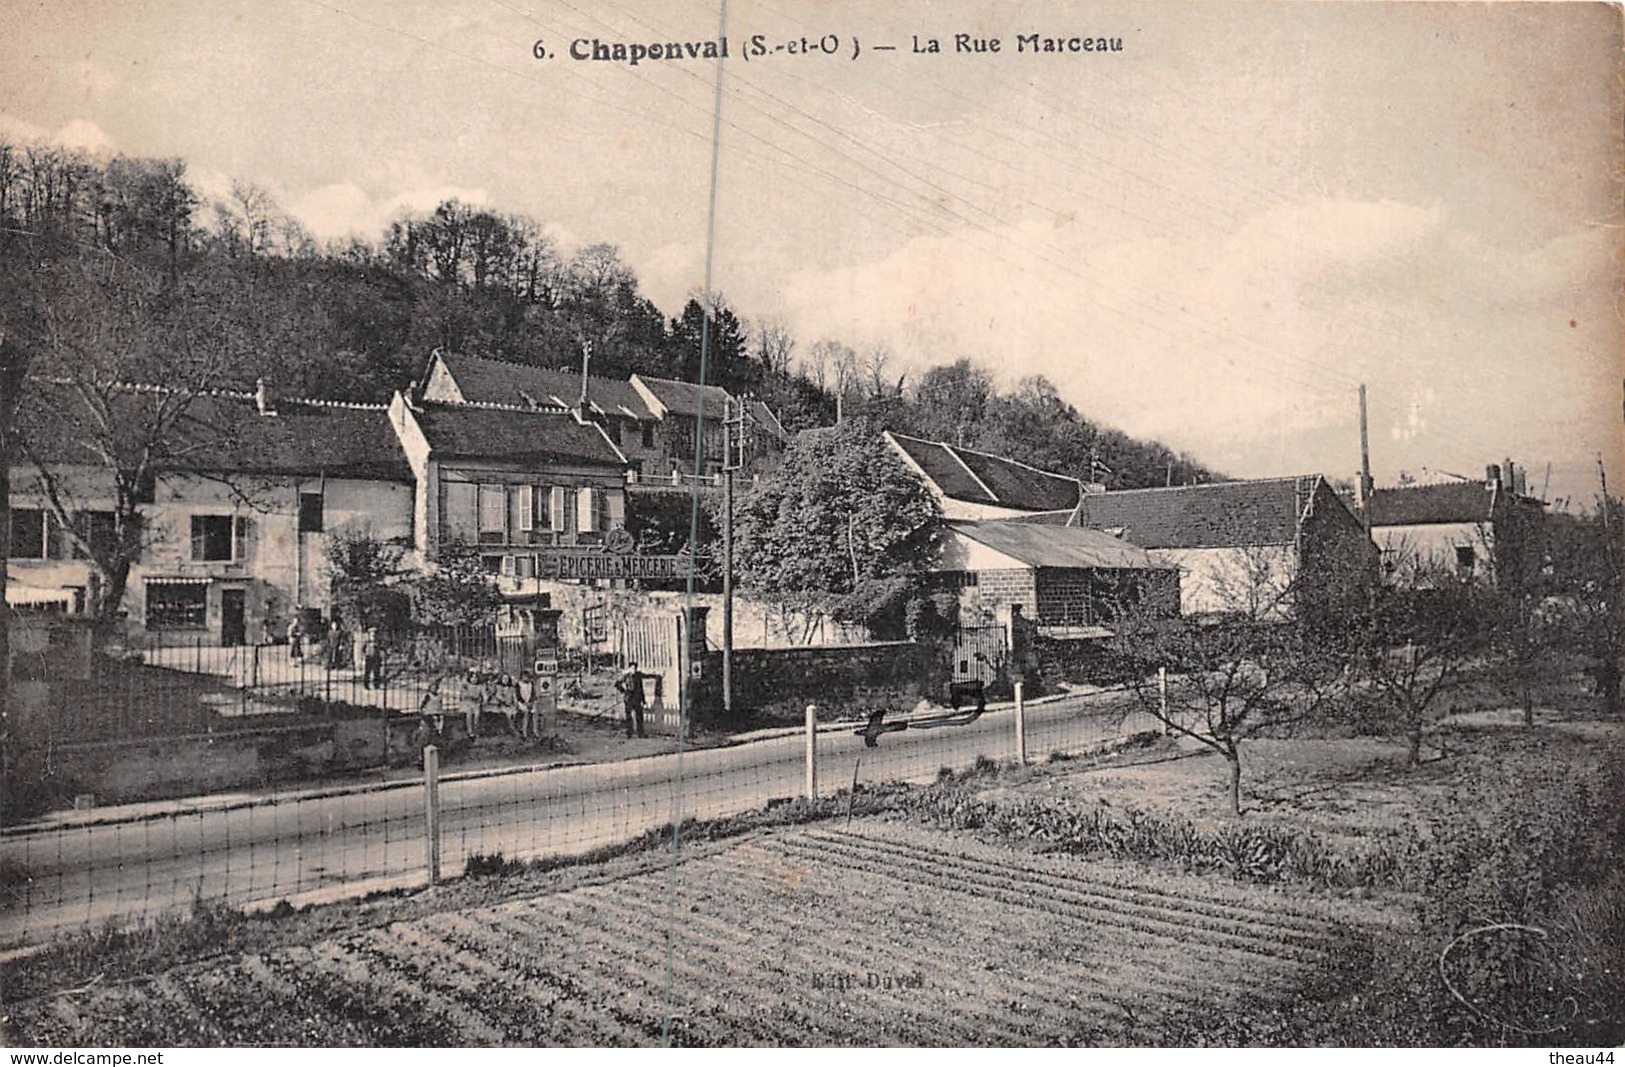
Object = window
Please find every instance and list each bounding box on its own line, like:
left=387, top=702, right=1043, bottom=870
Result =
left=442, top=481, right=477, bottom=544
left=480, top=555, right=503, bottom=575
left=550, top=486, right=575, bottom=534
left=9, top=508, right=46, bottom=559
left=146, top=581, right=207, bottom=629
left=478, top=484, right=507, bottom=543
left=529, top=485, right=552, bottom=533
left=515, top=555, right=534, bottom=579
left=577, top=487, right=598, bottom=533
left=1455, top=546, right=1476, bottom=577
left=640, top=422, right=655, bottom=449
left=190, top=515, right=242, bottom=562
left=74, top=511, right=117, bottom=560
left=298, top=493, right=324, bottom=533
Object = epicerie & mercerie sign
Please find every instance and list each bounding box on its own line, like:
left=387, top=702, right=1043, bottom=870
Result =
left=538, top=551, right=689, bottom=581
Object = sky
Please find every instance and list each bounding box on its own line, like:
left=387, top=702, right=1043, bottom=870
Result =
left=2, top=0, right=1620, bottom=506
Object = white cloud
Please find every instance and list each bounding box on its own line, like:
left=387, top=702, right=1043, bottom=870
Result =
left=52, top=119, right=115, bottom=153
left=0, top=112, right=47, bottom=143
left=286, top=181, right=491, bottom=241
left=0, top=113, right=115, bottom=154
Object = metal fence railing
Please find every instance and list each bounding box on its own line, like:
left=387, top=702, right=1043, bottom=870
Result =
left=8, top=625, right=539, bottom=750
left=0, top=682, right=1159, bottom=949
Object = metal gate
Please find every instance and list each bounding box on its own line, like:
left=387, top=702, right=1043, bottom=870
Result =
left=952, top=623, right=1007, bottom=686
left=612, top=614, right=686, bottom=732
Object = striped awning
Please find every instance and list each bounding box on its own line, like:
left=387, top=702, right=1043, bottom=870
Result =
left=5, top=584, right=74, bottom=606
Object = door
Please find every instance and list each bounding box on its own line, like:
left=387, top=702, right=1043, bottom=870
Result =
left=220, top=588, right=246, bottom=647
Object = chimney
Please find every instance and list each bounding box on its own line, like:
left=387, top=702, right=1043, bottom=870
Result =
left=1486, top=463, right=1502, bottom=489
left=255, top=377, right=276, bottom=416
left=1504, top=458, right=1515, bottom=497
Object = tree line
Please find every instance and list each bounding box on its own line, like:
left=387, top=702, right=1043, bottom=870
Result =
left=0, top=142, right=1223, bottom=478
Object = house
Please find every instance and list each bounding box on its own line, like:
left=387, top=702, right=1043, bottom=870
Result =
left=629, top=374, right=735, bottom=476
left=8, top=383, right=415, bottom=646
left=418, top=351, right=787, bottom=481
left=419, top=351, right=664, bottom=472
left=1017, top=476, right=1376, bottom=619
left=386, top=394, right=629, bottom=602
left=938, top=520, right=1178, bottom=633
left=883, top=431, right=1083, bottom=520
left=1365, top=464, right=1546, bottom=584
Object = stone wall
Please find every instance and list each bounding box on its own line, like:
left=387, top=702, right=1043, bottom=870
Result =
left=716, top=641, right=948, bottom=724
left=959, top=568, right=1037, bottom=626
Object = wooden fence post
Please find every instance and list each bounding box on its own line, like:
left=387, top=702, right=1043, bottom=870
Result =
left=805, top=704, right=818, bottom=800
left=423, top=745, right=442, bottom=885
left=1014, top=680, right=1027, bottom=765
left=1159, top=666, right=1170, bottom=734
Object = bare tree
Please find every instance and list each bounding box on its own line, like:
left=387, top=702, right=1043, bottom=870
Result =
left=1348, top=546, right=1494, bottom=766
left=860, top=342, right=895, bottom=400
left=16, top=253, right=278, bottom=622
left=752, top=317, right=796, bottom=376
left=212, top=180, right=277, bottom=257
left=567, top=242, right=634, bottom=303
left=1111, top=547, right=1349, bottom=816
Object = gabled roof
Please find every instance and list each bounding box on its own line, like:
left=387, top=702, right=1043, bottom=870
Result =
left=950, top=520, right=1170, bottom=570
left=632, top=374, right=732, bottom=420
left=434, top=353, right=658, bottom=420
left=412, top=402, right=625, bottom=468
left=16, top=383, right=412, bottom=482
left=1366, top=482, right=1497, bottom=527
left=885, top=432, right=1080, bottom=511
left=746, top=399, right=788, bottom=440
left=1023, top=477, right=1326, bottom=550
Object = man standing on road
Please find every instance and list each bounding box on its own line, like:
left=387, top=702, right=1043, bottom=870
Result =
left=615, top=661, right=646, bottom=739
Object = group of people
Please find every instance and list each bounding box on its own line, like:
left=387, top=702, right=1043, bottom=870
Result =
left=419, top=666, right=548, bottom=741
left=285, top=613, right=385, bottom=689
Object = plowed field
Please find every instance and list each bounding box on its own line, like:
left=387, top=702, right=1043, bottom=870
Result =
left=2, top=821, right=1401, bottom=1046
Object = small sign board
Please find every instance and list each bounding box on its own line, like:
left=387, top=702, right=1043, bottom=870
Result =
left=537, top=551, right=688, bottom=581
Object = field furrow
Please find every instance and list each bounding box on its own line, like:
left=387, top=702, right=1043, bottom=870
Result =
left=615, top=851, right=1131, bottom=1045
left=592, top=872, right=1014, bottom=1046
left=503, top=889, right=777, bottom=1046
left=769, top=832, right=1329, bottom=966
left=420, top=911, right=629, bottom=1045
left=505, top=890, right=851, bottom=1047
left=702, top=844, right=1250, bottom=1036
left=814, top=826, right=1345, bottom=941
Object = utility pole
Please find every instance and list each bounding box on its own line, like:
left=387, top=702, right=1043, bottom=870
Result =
left=1358, top=384, right=1374, bottom=540
left=721, top=397, right=744, bottom=716
left=577, top=338, right=593, bottom=413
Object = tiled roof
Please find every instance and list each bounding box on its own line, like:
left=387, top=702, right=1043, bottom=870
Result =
left=414, top=403, right=624, bottom=467
left=950, top=520, right=1170, bottom=570
left=17, top=384, right=412, bottom=481
left=1036, top=478, right=1322, bottom=550
left=437, top=353, right=657, bottom=420
left=952, top=445, right=1082, bottom=511
left=633, top=374, right=733, bottom=420
left=1366, top=482, right=1496, bottom=526
left=886, top=432, right=1079, bottom=511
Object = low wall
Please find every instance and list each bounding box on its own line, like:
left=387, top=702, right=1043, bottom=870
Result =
left=717, top=641, right=948, bottom=724
left=4, top=713, right=427, bottom=818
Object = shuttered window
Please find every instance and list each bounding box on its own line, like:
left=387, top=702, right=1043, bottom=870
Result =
left=577, top=487, right=597, bottom=533
left=478, top=484, right=506, bottom=543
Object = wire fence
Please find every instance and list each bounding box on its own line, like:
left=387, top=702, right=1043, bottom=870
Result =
left=0, top=680, right=1162, bottom=949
